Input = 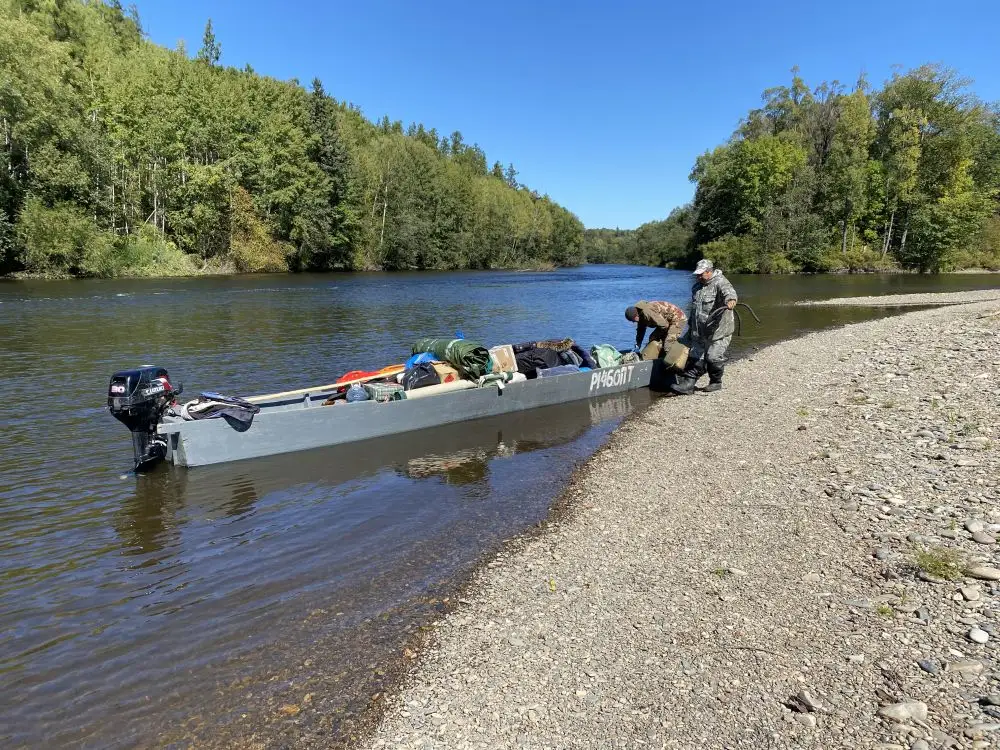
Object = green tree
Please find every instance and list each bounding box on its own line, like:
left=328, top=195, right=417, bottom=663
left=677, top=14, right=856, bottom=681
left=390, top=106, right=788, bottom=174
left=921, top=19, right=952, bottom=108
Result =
left=822, top=86, right=875, bottom=256
left=293, top=78, right=355, bottom=269
left=229, top=185, right=288, bottom=272
left=686, top=63, right=999, bottom=273
left=691, top=135, right=806, bottom=244
left=504, top=163, right=518, bottom=189
left=197, top=19, right=220, bottom=66
left=0, top=0, right=587, bottom=277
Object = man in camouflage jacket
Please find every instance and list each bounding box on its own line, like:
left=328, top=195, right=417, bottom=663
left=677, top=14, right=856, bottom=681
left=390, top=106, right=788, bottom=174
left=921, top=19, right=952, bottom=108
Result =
left=625, top=300, right=687, bottom=360
left=671, top=259, right=737, bottom=394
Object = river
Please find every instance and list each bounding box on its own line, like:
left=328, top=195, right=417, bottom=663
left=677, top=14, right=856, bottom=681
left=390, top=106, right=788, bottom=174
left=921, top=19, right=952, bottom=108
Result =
left=1, top=265, right=997, bottom=748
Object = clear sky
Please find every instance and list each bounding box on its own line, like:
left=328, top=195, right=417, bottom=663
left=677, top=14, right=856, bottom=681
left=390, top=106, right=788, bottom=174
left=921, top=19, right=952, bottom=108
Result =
left=133, top=0, right=999, bottom=230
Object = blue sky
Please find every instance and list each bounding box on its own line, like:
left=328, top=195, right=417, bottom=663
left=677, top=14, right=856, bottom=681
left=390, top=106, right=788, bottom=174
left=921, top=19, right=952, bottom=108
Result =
left=134, top=0, right=1000, bottom=230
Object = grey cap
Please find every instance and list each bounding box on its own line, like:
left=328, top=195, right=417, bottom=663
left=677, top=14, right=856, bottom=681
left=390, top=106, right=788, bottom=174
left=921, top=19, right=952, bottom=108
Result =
left=693, top=259, right=714, bottom=275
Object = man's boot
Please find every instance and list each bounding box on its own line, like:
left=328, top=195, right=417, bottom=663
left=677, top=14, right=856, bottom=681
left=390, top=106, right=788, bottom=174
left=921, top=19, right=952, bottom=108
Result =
left=670, top=360, right=705, bottom=395
left=704, top=361, right=724, bottom=392
left=669, top=374, right=696, bottom=395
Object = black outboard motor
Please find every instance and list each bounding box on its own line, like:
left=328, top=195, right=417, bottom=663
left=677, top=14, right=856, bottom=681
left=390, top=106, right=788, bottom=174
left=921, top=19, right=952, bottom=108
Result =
left=108, top=366, right=181, bottom=472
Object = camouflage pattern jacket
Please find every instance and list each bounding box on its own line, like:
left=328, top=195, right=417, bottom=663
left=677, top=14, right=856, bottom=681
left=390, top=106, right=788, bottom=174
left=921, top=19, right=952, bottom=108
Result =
left=689, top=271, right=738, bottom=341
left=634, top=300, right=687, bottom=346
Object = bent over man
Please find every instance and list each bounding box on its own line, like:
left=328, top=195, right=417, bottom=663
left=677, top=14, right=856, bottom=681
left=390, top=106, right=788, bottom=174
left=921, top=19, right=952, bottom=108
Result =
left=671, top=259, right=737, bottom=394
left=625, top=300, right=687, bottom=360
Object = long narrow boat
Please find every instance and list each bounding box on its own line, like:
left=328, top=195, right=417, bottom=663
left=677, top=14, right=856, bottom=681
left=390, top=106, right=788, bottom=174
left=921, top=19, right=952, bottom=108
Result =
left=108, top=359, right=665, bottom=469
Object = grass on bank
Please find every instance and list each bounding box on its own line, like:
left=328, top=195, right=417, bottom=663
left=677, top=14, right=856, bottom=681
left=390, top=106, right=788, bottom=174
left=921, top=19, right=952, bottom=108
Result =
left=913, top=546, right=964, bottom=581
left=875, top=603, right=895, bottom=618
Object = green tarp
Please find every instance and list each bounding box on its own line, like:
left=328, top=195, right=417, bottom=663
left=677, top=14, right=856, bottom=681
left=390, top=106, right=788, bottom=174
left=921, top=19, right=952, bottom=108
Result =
left=590, top=344, right=623, bottom=368
left=412, top=338, right=492, bottom=379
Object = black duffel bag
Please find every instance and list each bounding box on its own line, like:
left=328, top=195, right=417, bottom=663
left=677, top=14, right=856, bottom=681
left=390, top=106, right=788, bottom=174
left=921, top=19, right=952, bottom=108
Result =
left=514, top=347, right=563, bottom=379
left=401, top=362, right=441, bottom=391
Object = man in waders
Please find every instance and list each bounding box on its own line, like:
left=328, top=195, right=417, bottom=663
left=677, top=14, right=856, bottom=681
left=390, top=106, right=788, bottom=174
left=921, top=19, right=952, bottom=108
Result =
left=670, top=259, right=737, bottom=394
left=625, top=301, right=688, bottom=361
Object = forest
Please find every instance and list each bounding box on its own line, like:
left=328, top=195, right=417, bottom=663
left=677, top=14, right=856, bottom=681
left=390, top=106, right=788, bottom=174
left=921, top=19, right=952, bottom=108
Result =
left=585, top=66, right=1000, bottom=273
left=0, top=0, right=585, bottom=278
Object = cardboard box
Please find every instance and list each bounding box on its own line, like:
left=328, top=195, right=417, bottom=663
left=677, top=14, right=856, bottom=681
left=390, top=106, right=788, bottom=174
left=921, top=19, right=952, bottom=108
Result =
left=488, top=344, right=517, bottom=374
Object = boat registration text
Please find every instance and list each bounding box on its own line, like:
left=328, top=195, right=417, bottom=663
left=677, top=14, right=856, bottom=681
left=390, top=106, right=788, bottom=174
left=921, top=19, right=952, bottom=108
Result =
left=588, top=365, right=635, bottom=393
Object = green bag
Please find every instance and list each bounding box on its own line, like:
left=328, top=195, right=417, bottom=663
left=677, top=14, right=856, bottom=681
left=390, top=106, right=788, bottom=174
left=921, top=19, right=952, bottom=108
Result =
left=412, top=337, right=492, bottom=379
left=590, top=344, right=623, bottom=368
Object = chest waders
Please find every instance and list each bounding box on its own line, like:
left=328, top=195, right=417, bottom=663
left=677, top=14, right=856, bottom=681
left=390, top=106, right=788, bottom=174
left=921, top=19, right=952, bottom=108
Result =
left=669, top=303, right=760, bottom=395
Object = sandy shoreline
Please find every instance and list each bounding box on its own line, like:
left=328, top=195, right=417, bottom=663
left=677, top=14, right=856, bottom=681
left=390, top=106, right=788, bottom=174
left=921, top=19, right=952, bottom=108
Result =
left=356, top=293, right=1000, bottom=750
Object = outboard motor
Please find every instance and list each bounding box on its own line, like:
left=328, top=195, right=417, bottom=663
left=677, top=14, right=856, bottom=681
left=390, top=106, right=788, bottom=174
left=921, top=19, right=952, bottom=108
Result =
left=108, top=366, right=181, bottom=471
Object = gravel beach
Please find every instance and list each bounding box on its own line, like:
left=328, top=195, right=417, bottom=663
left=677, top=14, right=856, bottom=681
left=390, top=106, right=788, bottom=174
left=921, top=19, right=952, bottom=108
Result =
left=798, top=289, right=1000, bottom=307
left=358, top=294, right=1000, bottom=750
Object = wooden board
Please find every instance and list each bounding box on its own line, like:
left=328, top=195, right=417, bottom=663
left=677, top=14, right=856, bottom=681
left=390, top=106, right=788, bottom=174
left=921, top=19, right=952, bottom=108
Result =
left=246, top=366, right=405, bottom=404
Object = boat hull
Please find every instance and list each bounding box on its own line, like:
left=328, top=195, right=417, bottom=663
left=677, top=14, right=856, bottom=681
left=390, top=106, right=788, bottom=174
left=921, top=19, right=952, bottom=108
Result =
left=159, top=361, right=662, bottom=467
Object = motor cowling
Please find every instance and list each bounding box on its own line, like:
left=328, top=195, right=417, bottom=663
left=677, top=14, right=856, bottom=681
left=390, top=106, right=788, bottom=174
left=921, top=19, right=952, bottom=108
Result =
left=108, top=365, right=181, bottom=471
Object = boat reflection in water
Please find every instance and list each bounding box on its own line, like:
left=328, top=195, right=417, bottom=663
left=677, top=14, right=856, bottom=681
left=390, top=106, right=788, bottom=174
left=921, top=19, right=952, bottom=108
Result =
left=128, top=386, right=655, bottom=515
left=399, top=391, right=646, bottom=488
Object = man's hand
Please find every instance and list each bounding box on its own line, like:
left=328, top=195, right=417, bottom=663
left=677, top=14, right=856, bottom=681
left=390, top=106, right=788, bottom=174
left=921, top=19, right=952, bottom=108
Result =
left=726, top=300, right=736, bottom=310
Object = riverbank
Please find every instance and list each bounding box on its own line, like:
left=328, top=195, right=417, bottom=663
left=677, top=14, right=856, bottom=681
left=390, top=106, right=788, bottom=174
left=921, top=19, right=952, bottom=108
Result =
left=798, top=289, right=1000, bottom=307
left=1, top=259, right=563, bottom=281
left=4, top=265, right=999, bottom=282
left=359, top=293, right=1000, bottom=749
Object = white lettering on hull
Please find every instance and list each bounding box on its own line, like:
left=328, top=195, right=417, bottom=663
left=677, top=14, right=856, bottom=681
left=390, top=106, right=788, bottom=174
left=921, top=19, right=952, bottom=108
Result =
left=588, top=365, right=635, bottom=394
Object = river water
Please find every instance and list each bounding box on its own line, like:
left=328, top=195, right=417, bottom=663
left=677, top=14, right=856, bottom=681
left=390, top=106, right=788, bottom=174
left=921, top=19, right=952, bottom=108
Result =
left=1, top=266, right=997, bottom=748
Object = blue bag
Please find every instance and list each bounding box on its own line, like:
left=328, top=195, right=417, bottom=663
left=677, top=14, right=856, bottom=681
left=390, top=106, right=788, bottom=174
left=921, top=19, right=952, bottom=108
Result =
left=405, top=351, right=436, bottom=369
left=345, top=384, right=369, bottom=402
